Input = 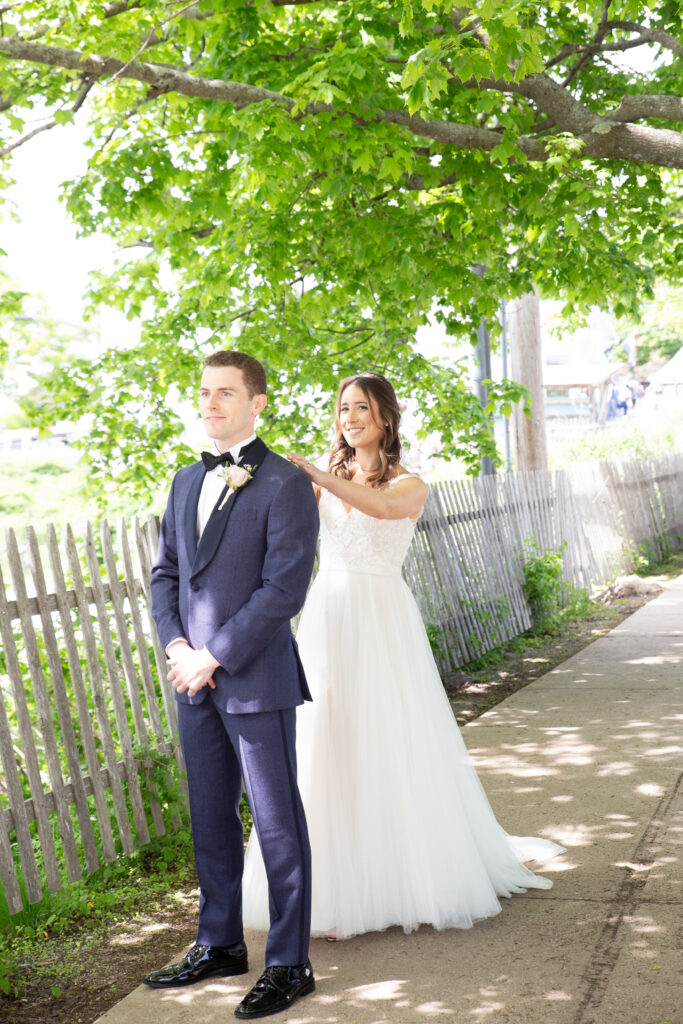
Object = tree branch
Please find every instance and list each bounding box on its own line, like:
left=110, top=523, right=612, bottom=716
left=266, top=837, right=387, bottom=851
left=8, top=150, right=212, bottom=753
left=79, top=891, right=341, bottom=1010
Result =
left=103, top=2, right=142, bottom=15
left=107, top=1, right=203, bottom=83
left=320, top=332, right=375, bottom=358
left=552, top=34, right=667, bottom=65
left=454, top=71, right=683, bottom=166
left=0, top=36, right=294, bottom=107
left=0, top=75, right=94, bottom=158
left=609, top=94, right=683, bottom=124
left=1, top=35, right=682, bottom=170
left=605, top=20, right=683, bottom=58
left=11, top=0, right=206, bottom=47
left=560, top=0, right=613, bottom=85
left=368, top=108, right=545, bottom=159
left=403, top=171, right=459, bottom=191
left=97, top=84, right=171, bottom=150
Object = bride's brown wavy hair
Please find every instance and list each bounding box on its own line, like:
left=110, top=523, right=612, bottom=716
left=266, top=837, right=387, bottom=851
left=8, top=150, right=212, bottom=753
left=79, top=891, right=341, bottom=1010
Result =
left=328, top=372, right=402, bottom=487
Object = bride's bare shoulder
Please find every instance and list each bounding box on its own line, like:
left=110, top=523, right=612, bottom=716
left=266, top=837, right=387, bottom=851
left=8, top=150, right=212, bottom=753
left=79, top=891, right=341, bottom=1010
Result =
left=387, top=467, right=427, bottom=489
left=385, top=469, right=429, bottom=520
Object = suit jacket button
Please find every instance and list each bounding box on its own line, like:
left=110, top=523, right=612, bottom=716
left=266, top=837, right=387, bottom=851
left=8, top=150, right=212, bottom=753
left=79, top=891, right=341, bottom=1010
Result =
left=191, top=583, right=199, bottom=591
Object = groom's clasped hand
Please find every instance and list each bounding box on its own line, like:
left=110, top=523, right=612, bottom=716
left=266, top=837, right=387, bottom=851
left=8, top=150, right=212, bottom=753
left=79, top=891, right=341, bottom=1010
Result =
left=166, top=641, right=218, bottom=697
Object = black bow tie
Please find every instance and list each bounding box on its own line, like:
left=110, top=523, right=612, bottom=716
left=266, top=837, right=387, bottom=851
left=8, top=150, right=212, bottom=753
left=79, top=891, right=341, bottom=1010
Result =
left=201, top=450, right=235, bottom=471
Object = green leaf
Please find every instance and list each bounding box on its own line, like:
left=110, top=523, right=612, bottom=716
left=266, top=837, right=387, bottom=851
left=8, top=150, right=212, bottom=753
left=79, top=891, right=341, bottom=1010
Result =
left=351, top=149, right=374, bottom=174
left=407, top=79, right=430, bottom=115
left=379, top=155, right=404, bottom=182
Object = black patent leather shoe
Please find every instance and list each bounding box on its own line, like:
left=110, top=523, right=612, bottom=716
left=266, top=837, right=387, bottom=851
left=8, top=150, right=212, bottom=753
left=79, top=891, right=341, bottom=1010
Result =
left=143, top=941, right=248, bottom=987
left=234, top=960, right=315, bottom=1019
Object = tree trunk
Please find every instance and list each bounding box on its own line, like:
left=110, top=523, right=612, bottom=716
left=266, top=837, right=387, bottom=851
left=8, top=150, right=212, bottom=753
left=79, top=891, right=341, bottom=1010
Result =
left=508, top=290, right=548, bottom=472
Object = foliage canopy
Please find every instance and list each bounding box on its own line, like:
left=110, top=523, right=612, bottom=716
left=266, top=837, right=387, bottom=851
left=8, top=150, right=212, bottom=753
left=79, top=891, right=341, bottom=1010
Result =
left=0, top=1, right=681, bottom=497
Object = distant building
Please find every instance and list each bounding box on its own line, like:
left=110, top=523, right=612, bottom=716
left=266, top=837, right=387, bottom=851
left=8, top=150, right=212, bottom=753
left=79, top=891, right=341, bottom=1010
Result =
left=647, top=346, right=683, bottom=405
left=0, top=426, right=76, bottom=461
left=543, top=363, right=620, bottom=425
left=542, top=307, right=623, bottom=431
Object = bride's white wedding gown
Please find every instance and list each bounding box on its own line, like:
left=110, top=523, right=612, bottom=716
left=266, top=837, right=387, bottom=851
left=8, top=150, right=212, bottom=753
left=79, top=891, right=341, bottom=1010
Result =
left=242, top=480, right=564, bottom=939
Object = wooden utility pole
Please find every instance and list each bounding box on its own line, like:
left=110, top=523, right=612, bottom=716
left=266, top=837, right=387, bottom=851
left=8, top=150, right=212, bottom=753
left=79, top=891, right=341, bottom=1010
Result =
left=507, top=290, right=548, bottom=472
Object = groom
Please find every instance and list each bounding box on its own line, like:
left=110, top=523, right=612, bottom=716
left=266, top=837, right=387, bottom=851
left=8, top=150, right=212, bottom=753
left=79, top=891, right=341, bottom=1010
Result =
left=146, top=350, right=319, bottom=1019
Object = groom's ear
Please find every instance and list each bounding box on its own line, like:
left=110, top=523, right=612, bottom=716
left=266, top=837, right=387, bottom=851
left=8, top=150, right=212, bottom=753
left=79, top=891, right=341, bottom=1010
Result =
left=252, top=393, right=267, bottom=417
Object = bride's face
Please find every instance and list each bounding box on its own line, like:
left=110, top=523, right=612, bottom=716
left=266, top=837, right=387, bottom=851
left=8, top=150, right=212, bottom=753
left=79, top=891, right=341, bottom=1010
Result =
left=338, top=384, right=385, bottom=451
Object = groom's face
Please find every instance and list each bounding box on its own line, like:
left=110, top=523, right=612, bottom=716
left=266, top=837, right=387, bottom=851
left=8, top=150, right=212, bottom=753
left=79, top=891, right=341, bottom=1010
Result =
left=200, top=365, right=267, bottom=450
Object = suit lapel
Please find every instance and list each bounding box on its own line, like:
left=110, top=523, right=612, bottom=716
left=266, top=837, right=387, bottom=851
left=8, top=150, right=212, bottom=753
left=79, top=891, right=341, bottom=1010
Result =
left=183, top=462, right=205, bottom=566
left=190, top=438, right=268, bottom=580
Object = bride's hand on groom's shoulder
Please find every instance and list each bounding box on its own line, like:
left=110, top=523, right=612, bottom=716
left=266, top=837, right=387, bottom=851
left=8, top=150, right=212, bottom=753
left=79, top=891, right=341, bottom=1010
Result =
left=287, top=452, right=322, bottom=484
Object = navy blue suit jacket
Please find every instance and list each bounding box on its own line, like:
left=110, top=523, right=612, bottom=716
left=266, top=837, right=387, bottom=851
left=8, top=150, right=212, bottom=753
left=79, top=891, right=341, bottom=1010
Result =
left=151, top=439, right=319, bottom=714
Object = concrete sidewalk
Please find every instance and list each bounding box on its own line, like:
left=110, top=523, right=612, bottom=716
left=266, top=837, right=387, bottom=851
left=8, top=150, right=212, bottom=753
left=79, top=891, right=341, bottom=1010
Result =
left=97, top=575, right=683, bottom=1024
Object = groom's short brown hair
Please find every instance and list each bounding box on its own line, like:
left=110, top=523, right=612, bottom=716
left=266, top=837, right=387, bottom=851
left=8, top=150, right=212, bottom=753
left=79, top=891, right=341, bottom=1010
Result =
left=204, top=350, right=267, bottom=398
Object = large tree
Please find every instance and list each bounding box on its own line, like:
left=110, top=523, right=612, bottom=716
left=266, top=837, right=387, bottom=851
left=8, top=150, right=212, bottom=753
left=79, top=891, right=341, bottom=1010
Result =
left=1, top=1, right=681, bottom=498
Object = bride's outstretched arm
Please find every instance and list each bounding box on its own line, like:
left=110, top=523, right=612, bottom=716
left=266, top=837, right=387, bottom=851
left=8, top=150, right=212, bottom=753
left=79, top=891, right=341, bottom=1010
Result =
left=287, top=454, right=428, bottom=520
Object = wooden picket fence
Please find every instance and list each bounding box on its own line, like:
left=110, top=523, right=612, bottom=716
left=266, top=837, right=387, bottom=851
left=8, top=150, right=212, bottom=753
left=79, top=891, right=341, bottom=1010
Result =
left=0, top=516, right=176, bottom=915
left=407, top=454, right=683, bottom=673
left=0, top=454, right=682, bottom=913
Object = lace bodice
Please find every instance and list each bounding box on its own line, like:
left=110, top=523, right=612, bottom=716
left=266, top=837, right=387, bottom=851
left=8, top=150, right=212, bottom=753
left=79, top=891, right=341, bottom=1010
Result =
left=318, top=479, right=420, bottom=576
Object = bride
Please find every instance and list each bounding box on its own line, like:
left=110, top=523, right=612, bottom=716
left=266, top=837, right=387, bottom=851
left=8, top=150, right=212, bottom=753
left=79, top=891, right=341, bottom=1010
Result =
left=242, top=371, right=563, bottom=940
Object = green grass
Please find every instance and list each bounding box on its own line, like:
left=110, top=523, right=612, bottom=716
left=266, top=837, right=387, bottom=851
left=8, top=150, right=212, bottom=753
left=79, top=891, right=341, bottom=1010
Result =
left=549, top=408, right=683, bottom=468
left=0, top=793, right=254, bottom=998
left=0, top=827, right=195, bottom=997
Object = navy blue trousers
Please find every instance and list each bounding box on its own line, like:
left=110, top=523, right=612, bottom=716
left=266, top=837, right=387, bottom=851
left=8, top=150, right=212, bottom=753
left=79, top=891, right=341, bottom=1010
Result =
left=177, top=698, right=311, bottom=966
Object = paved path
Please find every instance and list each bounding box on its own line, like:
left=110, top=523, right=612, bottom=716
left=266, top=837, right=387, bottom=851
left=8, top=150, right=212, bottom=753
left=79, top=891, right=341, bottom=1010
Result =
left=97, top=575, right=683, bottom=1024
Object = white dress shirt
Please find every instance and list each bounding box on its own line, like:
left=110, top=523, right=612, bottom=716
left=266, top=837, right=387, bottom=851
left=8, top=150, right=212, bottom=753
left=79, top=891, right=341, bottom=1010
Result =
left=196, top=433, right=256, bottom=539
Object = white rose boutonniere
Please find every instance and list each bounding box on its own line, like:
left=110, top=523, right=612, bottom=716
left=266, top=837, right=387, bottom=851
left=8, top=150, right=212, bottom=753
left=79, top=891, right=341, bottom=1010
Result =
left=218, top=463, right=254, bottom=510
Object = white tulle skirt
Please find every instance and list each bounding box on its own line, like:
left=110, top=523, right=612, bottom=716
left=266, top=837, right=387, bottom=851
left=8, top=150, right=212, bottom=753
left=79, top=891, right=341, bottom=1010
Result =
left=242, top=567, right=564, bottom=939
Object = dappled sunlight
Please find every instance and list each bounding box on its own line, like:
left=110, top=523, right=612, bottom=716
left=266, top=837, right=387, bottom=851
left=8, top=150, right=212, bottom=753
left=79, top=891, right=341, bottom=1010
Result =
left=595, top=761, right=637, bottom=775
left=113, top=887, right=680, bottom=1024
left=651, top=853, right=681, bottom=873
left=625, top=654, right=682, bottom=665
left=624, top=914, right=666, bottom=937
left=540, top=735, right=600, bottom=766
left=615, top=860, right=654, bottom=874
left=157, top=979, right=247, bottom=1005
left=414, top=1000, right=460, bottom=1015
left=469, top=704, right=681, bottom=787
left=469, top=750, right=561, bottom=778
left=536, top=858, right=577, bottom=872
left=469, top=998, right=505, bottom=1017
left=642, top=744, right=683, bottom=759
left=612, top=720, right=656, bottom=729
left=546, top=824, right=596, bottom=848
left=111, top=922, right=170, bottom=946
left=348, top=979, right=407, bottom=1001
